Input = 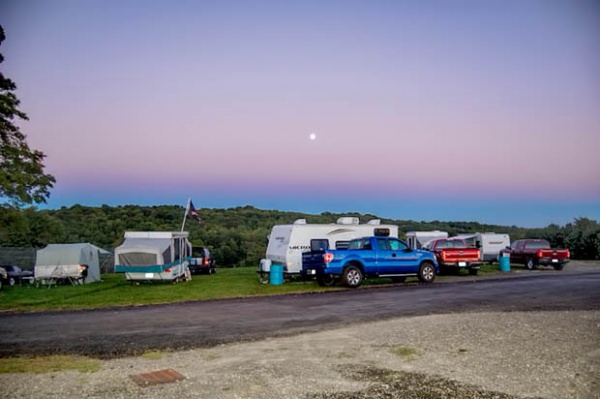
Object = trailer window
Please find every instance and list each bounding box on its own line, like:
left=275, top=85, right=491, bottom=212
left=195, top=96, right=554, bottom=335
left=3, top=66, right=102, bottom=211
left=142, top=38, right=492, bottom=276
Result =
left=335, top=241, right=350, bottom=249
left=310, top=239, right=329, bottom=251
left=374, top=228, right=390, bottom=237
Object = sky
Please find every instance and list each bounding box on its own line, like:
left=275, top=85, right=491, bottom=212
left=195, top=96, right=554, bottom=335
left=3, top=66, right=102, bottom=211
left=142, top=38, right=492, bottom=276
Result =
left=1, top=0, right=599, bottom=228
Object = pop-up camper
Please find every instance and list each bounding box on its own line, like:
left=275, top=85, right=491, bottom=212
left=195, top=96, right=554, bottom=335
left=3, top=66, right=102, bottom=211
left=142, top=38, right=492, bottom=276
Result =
left=406, top=231, right=449, bottom=250
left=34, top=243, right=107, bottom=285
left=114, top=231, right=192, bottom=283
left=260, top=217, right=399, bottom=275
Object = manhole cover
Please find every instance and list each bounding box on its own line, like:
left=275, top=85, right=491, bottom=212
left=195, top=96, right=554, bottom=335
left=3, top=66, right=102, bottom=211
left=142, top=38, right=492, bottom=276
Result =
left=130, top=368, right=186, bottom=387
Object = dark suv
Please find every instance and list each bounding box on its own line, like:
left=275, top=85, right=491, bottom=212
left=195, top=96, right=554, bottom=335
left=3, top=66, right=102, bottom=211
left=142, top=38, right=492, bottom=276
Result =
left=0, top=265, right=34, bottom=287
left=188, top=247, right=216, bottom=275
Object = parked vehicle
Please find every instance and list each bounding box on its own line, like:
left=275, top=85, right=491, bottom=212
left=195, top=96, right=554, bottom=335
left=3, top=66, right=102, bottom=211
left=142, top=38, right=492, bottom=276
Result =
left=500, top=239, right=570, bottom=270
left=302, top=236, right=439, bottom=288
left=406, top=231, right=448, bottom=250
left=114, top=231, right=192, bottom=283
left=455, top=233, right=510, bottom=262
left=0, top=267, right=6, bottom=290
left=189, top=247, right=216, bottom=274
left=0, top=265, right=34, bottom=286
left=260, top=217, right=399, bottom=276
left=423, top=238, right=481, bottom=275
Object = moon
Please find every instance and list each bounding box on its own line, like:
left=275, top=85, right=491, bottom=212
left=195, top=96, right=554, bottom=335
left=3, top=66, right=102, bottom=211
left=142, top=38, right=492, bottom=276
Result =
left=309, top=133, right=317, bottom=141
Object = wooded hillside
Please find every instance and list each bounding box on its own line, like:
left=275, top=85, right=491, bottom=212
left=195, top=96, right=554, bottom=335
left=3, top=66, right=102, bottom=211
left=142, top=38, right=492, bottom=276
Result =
left=1, top=204, right=598, bottom=265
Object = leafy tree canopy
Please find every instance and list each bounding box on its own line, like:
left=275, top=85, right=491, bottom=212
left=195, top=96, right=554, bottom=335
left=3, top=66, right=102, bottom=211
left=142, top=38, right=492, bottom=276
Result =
left=0, top=25, right=55, bottom=206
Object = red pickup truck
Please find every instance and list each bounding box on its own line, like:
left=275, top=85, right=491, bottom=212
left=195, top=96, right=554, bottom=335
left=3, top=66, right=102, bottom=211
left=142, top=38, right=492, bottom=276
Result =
left=500, top=239, right=570, bottom=270
left=424, top=238, right=481, bottom=275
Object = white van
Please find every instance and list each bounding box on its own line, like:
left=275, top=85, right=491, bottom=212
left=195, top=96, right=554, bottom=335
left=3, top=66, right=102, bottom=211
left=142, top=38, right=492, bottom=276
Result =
left=456, top=233, right=511, bottom=262
left=405, top=231, right=449, bottom=250
left=260, top=217, right=399, bottom=276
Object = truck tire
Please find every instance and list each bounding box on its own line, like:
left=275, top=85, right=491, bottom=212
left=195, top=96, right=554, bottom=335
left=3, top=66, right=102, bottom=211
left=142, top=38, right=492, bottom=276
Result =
left=418, top=262, right=436, bottom=283
left=526, top=258, right=536, bottom=270
left=553, top=264, right=564, bottom=271
left=342, top=265, right=363, bottom=288
left=317, top=274, right=336, bottom=287
left=468, top=268, right=478, bottom=276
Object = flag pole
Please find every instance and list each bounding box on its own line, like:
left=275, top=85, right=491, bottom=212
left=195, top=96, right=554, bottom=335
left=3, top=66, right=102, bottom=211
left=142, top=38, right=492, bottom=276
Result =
left=181, top=198, right=190, bottom=232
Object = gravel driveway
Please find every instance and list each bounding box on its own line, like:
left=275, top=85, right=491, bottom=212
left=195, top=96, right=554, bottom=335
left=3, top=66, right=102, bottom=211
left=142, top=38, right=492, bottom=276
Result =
left=2, top=310, right=599, bottom=399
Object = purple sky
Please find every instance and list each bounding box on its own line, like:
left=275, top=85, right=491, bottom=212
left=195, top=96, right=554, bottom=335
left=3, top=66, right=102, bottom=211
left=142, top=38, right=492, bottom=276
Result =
left=1, top=0, right=599, bottom=227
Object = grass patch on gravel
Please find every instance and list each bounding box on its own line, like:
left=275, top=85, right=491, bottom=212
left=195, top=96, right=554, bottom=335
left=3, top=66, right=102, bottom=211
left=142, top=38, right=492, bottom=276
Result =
left=0, top=264, right=505, bottom=313
left=390, top=346, right=419, bottom=359
left=0, top=355, right=101, bottom=374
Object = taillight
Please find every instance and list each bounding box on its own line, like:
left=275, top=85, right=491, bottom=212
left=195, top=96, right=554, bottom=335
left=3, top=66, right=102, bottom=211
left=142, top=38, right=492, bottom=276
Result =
left=566, top=249, right=570, bottom=258
left=323, top=253, right=334, bottom=263
left=165, top=268, right=172, bottom=273
left=203, top=258, right=209, bottom=265
left=441, top=251, right=446, bottom=261
left=536, top=250, right=543, bottom=258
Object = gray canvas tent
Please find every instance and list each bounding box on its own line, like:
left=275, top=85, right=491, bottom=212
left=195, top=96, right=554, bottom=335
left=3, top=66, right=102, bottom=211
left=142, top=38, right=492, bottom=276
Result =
left=35, top=243, right=108, bottom=284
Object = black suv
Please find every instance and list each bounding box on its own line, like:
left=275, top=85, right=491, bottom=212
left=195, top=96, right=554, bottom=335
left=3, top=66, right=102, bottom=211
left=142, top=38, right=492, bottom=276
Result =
left=0, top=265, right=34, bottom=287
left=188, top=247, right=216, bottom=275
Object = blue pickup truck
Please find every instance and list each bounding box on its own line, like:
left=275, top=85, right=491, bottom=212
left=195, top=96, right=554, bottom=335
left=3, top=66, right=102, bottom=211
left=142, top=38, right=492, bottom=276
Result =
left=302, top=236, right=439, bottom=288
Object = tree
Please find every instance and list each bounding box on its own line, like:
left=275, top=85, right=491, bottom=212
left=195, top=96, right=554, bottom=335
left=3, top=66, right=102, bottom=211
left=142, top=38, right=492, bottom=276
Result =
left=0, top=25, right=55, bottom=206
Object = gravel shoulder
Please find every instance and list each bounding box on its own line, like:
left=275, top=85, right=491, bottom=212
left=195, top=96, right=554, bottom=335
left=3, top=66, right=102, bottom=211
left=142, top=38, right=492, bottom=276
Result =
left=2, top=310, right=599, bottom=399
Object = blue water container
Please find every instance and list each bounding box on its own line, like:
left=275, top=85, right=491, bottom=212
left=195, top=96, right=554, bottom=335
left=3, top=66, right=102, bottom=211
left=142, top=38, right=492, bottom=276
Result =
left=499, top=253, right=511, bottom=272
left=270, top=264, right=284, bottom=285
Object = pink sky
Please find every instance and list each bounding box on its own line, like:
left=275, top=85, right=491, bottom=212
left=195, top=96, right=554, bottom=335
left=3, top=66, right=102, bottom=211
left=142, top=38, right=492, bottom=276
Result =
left=1, top=0, right=599, bottom=227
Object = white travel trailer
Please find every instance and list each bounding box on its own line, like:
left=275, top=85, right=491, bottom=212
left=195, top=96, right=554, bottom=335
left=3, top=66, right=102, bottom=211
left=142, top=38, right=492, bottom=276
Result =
left=34, top=243, right=107, bottom=285
left=260, top=217, right=399, bottom=275
left=114, top=231, right=192, bottom=283
left=456, top=232, right=511, bottom=262
left=405, top=231, right=449, bottom=250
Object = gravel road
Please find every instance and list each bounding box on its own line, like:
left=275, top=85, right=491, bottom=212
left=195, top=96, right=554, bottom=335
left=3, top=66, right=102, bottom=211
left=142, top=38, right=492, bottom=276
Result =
left=1, top=311, right=598, bottom=399
left=1, top=263, right=599, bottom=399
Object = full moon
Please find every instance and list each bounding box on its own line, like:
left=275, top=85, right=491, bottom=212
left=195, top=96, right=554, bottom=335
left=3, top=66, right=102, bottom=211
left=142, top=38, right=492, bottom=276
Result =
left=309, top=133, right=317, bottom=141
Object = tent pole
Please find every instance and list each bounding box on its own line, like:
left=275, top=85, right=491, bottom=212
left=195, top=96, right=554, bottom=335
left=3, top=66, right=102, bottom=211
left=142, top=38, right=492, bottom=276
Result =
left=181, top=198, right=190, bottom=232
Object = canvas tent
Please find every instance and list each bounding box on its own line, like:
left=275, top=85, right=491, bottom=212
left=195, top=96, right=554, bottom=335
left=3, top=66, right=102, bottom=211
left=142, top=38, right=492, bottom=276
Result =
left=35, top=243, right=108, bottom=284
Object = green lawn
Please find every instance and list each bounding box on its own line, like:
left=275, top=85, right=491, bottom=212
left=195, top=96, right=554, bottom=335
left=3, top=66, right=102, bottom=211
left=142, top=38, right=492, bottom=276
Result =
left=0, top=265, right=504, bottom=313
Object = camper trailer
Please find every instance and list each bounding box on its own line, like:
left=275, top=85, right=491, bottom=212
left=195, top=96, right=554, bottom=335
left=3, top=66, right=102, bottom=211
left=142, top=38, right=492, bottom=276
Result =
left=114, top=231, right=192, bottom=283
left=259, top=217, right=399, bottom=277
left=456, top=233, right=511, bottom=262
left=406, top=231, right=449, bottom=250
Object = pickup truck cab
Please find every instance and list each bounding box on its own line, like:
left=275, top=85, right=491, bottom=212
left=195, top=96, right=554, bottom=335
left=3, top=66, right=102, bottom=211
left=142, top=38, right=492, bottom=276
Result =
left=500, top=239, right=570, bottom=270
left=423, top=238, right=481, bottom=275
left=302, top=236, right=439, bottom=288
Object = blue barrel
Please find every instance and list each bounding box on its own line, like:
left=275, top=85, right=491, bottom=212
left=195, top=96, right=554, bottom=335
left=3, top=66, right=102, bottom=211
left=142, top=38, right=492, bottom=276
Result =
left=499, top=253, right=510, bottom=272
left=270, top=264, right=284, bottom=285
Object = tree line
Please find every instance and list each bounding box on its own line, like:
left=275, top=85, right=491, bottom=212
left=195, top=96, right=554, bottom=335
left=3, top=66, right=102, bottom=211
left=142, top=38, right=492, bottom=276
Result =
left=1, top=204, right=599, bottom=266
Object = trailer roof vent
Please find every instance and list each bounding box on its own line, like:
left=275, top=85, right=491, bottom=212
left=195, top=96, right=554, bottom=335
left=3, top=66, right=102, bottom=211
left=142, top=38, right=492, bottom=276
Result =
left=337, top=217, right=359, bottom=225
left=293, top=219, right=307, bottom=225
left=366, top=219, right=381, bottom=225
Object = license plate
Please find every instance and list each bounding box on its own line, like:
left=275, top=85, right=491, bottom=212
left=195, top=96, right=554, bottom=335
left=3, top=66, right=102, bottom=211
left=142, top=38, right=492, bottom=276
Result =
left=458, top=262, right=467, bottom=267
left=552, top=259, right=558, bottom=263
left=145, top=273, right=154, bottom=278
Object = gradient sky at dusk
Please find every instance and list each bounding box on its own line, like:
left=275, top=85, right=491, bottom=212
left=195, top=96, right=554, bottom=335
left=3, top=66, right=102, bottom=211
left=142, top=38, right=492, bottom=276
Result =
left=1, top=0, right=599, bottom=227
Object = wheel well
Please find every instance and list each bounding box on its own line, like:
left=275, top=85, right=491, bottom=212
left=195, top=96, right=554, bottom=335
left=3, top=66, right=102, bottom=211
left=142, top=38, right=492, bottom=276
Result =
left=420, top=260, right=434, bottom=269
left=344, top=261, right=364, bottom=273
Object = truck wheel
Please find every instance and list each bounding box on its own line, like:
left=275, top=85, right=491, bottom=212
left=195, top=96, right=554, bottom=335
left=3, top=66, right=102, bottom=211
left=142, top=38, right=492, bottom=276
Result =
left=418, top=262, right=436, bottom=283
left=468, top=268, right=478, bottom=276
left=553, top=264, right=564, bottom=271
left=342, top=266, right=363, bottom=288
left=317, top=274, right=336, bottom=287
left=526, top=259, right=536, bottom=270
left=9, top=277, right=16, bottom=287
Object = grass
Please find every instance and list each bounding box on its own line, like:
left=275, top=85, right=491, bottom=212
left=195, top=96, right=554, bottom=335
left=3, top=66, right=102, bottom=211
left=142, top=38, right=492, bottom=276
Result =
left=390, top=346, right=419, bottom=359
left=0, top=355, right=101, bottom=374
left=0, top=265, right=505, bottom=313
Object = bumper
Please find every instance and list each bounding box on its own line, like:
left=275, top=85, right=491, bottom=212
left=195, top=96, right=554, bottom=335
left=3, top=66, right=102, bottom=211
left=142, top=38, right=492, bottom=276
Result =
left=440, top=262, right=481, bottom=268
left=537, top=258, right=569, bottom=266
